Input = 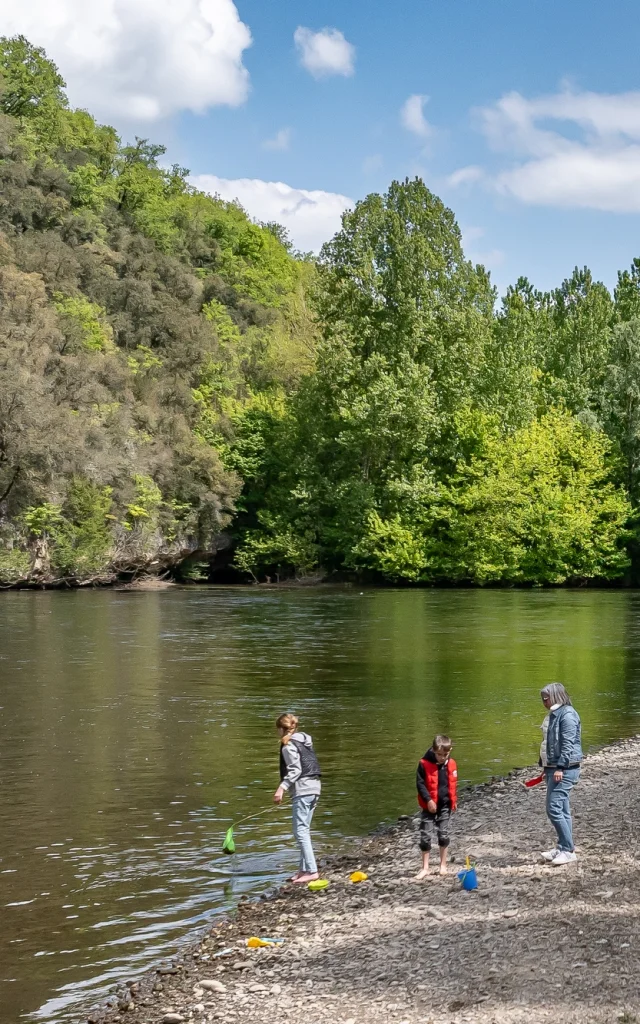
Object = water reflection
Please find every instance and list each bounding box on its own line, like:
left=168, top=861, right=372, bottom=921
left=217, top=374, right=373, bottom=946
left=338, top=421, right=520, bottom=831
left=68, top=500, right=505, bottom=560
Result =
left=1, top=587, right=640, bottom=1023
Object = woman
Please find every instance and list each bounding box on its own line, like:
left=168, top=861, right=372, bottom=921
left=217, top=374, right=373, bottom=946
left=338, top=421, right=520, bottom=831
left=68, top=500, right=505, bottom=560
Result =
left=273, top=713, right=322, bottom=884
left=539, top=683, right=583, bottom=866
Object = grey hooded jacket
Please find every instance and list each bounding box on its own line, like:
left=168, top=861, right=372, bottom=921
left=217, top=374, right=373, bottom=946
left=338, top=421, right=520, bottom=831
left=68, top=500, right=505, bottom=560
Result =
left=546, top=705, right=583, bottom=769
left=279, top=732, right=322, bottom=798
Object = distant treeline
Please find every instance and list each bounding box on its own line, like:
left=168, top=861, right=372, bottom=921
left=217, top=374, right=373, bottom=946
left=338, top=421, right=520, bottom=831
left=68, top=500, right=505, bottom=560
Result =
left=1, top=37, right=639, bottom=586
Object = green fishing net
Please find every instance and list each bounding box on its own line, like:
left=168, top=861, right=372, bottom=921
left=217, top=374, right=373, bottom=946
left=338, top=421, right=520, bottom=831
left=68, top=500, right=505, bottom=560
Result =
left=222, top=826, right=236, bottom=854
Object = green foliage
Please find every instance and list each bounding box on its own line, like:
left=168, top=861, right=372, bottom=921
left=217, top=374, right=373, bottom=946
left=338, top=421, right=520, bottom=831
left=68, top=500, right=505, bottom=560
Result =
left=315, top=178, right=494, bottom=399
left=68, top=162, right=118, bottom=214
left=20, top=481, right=114, bottom=578
left=233, top=512, right=319, bottom=580
left=22, top=502, right=63, bottom=537
left=354, top=411, right=630, bottom=585
left=0, top=35, right=311, bottom=584
left=1, top=35, right=640, bottom=588
left=51, top=479, right=113, bottom=576
left=602, top=317, right=640, bottom=502
left=53, top=293, right=114, bottom=352
left=0, top=545, right=30, bottom=584
left=202, top=299, right=242, bottom=347
left=615, top=258, right=640, bottom=323
left=124, top=475, right=162, bottom=529
left=0, top=35, right=66, bottom=119
left=233, top=179, right=636, bottom=585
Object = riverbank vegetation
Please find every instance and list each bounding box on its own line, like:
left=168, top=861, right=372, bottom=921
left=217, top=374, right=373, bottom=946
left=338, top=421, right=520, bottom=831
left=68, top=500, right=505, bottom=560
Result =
left=1, top=36, right=639, bottom=586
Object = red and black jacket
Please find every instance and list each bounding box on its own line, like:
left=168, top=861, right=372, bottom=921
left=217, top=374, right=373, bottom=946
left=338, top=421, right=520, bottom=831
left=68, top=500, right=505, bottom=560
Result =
left=417, top=749, right=458, bottom=812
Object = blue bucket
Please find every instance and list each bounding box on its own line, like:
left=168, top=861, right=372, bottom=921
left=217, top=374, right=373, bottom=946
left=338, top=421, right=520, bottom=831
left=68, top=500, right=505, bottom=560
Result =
left=457, top=867, right=478, bottom=891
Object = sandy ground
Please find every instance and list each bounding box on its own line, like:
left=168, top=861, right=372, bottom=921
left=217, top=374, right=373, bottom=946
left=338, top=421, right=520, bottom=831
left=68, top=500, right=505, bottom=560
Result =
left=92, top=737, right=640, bottom=1024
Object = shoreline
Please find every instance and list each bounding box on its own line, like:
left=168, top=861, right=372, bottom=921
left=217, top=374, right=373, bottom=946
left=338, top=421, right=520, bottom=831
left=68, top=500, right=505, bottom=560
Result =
left=90, top=736, right=640, bottom=1024
left=4, top=578, right=640, bottom=594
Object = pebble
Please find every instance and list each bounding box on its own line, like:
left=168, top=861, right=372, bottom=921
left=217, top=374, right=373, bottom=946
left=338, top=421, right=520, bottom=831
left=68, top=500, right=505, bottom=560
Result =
left=425, top=907, right=445, bottom=920
left=162, top=1014, right=185, bottom=1024
left=200, top=980, right=227, bottom=993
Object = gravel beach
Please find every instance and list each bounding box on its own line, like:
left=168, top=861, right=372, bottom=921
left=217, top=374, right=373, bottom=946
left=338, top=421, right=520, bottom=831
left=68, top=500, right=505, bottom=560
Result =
left=92, top=737, right=640, bottom=1024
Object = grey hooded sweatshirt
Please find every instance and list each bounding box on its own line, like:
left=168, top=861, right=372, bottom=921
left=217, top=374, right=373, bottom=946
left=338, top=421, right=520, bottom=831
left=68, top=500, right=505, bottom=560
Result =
left=279, top=732, right=322, bottom=799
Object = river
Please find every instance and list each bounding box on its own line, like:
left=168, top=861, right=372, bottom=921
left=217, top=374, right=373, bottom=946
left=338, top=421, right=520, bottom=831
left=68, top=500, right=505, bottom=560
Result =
left=2, top=586, right=640, bottom=1023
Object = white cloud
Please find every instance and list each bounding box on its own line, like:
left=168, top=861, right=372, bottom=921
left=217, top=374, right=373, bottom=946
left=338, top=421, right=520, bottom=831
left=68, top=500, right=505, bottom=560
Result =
left=448, top=165, right=484, bottom=188
left=475, top=87, right=640, bottom=212
left=191, top=174, right=353, bottom=253
left=2, top=0, right=252, bottom=122
left=262, top=128, right=291, bottom=152
left=401, top=94, right=431, bottom=138
left=294, top=26, right=355, bottom=79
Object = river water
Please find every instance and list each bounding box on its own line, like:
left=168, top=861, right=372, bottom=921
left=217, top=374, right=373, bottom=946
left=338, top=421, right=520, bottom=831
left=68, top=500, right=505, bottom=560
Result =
left=2, top=587, right=640, bottom=1023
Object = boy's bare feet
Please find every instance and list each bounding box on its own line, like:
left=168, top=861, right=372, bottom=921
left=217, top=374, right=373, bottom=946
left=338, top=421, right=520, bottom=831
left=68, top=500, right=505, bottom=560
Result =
left=289, top=871, right=303, bottom=882
left=439, top=865, right=447, bottom=875
left=414, top=868, right=430, bottom=880
left=291, top=871, right=319, bottom=884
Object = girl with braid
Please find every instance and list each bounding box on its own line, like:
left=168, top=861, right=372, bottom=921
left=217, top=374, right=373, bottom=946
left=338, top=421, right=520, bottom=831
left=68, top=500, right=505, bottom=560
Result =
left=273, top=713, right=322, bottom=884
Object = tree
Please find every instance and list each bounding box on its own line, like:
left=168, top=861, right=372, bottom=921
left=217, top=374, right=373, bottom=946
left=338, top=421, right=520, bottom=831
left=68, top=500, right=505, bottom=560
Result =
left=615, top=258, right=640, bottom=323
left=233, top=179, right=496, bottom=577
left=0, top=35, right=66, bottom=118
left=545, top=267, right=613, bottom=414
left=316, top=177, right=494, bottom=404
left=602, top=317, right=640, bottom=503
left=353, top=410, right=631, bottom=585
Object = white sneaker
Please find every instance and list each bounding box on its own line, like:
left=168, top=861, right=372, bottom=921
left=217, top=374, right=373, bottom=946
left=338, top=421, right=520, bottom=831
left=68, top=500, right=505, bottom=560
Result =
left=540, top=848, right=558, bottom=862
left=551, top=851, right=577, bottom=866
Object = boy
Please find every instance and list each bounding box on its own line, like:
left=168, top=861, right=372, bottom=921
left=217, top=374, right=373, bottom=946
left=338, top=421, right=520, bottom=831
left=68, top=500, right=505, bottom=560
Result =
left=415, top=734, right=458, bottom=878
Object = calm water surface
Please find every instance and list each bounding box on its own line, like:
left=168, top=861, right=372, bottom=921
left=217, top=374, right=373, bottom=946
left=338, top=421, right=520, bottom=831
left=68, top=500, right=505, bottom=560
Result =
left=2, top=587, right=640, bottom=1023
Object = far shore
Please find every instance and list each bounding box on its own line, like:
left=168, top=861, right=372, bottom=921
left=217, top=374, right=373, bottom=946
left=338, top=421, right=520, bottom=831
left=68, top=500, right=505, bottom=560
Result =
left=92, top=735, right=640, bottom=1024
left=3, top=573, right=640, bottom=592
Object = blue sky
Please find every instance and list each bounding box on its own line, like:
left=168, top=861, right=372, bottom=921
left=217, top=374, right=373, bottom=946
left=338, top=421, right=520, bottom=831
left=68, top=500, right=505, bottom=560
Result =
left=5, top=0, right=640, bottom=296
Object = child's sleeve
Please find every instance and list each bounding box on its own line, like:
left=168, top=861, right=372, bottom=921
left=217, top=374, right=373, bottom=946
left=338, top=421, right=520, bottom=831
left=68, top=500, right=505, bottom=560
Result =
left=416, top=760, right=430, bottom=805
left=280, top=742, right=302, bottom=791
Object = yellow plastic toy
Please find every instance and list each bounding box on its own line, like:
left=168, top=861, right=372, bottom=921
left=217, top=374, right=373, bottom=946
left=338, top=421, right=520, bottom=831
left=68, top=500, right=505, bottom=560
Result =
left=307, top=878, right=330, bottom=891
left=246, top=936, right=284, bottom=947
left=349, top=871, right=368, bottom=883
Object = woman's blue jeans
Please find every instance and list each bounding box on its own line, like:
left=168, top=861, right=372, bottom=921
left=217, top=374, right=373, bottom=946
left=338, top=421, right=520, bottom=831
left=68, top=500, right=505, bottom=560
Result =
left=545, top=767, right=580, bottom=852
left=292, top=794, right=319, bottom=873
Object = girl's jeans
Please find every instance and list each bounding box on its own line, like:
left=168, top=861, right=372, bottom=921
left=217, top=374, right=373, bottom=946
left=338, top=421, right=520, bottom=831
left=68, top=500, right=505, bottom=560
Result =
left=545, top=767, right=580, bottom=852
left=292, top=794, right=319, bottom=873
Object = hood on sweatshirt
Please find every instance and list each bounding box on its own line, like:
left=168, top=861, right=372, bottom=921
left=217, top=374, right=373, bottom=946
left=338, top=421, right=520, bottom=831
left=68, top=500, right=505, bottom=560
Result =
left=291, top=731, right=313, bottom=747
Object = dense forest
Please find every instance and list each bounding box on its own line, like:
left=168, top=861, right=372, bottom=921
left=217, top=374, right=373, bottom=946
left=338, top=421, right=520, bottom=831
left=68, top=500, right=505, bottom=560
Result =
left=1, top=36, right=640, bottom=587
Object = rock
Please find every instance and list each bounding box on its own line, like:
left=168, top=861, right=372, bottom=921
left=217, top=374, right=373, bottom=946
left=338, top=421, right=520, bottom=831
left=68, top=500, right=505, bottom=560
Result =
left=425, top=907, right=445, bottom=920
left=158, top=965, right=180, bottom=975
left=271, top=984, right=282, bottom=995
left=200, top=980, right=227, bottom=993
left=503, top=909, right=518, bottom=918
left=162, top=1015, right=185, bottom=1024
left=193, top=1003, right=205, bottom=1013
left=232, top=961, right=250, bottom=971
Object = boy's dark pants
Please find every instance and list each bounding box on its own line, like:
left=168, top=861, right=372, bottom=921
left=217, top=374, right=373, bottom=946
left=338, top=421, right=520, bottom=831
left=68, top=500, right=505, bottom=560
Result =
left=419, top=806, right=451, bottom=851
